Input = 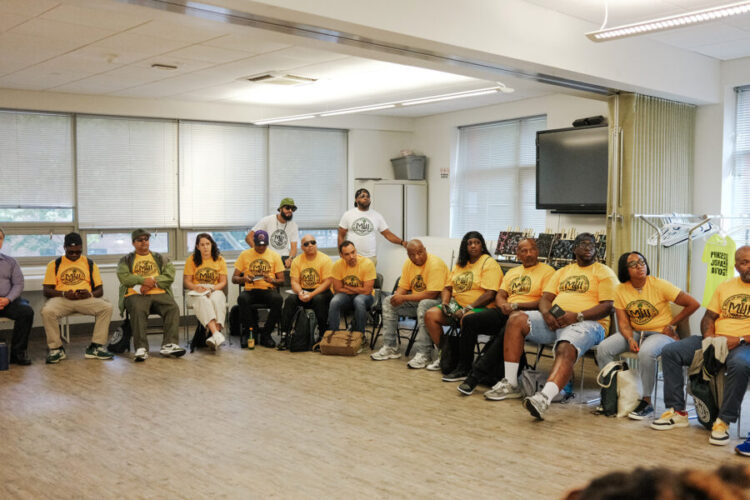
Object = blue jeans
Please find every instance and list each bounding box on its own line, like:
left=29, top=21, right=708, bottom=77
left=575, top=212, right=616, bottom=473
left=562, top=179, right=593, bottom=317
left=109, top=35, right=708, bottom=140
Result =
left=380, top=296, right=439, bottom=356
left=328, top=293, right=374, bottom=333
left=525, top=310, right=605, bottom=361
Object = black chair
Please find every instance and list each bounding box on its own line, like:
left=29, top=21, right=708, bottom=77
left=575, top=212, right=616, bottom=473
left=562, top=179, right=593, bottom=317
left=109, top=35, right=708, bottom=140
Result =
left=369, top=276, right=424, bottom=355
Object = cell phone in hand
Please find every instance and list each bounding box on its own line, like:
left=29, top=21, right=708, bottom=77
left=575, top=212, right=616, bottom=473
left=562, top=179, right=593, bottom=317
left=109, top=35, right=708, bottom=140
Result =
left=549, top=304, right=566, bottom=319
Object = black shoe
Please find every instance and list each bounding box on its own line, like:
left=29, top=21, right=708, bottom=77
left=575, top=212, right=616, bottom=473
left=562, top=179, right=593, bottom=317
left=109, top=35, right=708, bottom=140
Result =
left=10, top=351, right=32, bottom=366
left=442, top=368, right=469, bottom=382
left=277, top=335, right=288, bottom=351
left=457, top=376, right=478, bottom=396
left=260, top=335, right=276, bottom=348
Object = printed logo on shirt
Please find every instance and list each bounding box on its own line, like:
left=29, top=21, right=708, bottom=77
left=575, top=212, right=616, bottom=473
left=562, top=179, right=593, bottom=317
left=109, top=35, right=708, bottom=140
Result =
left=60, top=267, right=86, bottom=287
left=508, top=276, right=532, bottom=297
left=248, top=258, right=272, bottom=276
left=271, top=229, right=288, bottom=250
left=351, top=217, right=374, bottom=236
left=411, top=274, right=426, bottom=292
left=195, top=267, right=218, bottom=284
left=453, top=271, right=474, bottom=293
left=558, top=275, right=590, bottom=294
left=625, top=300, right=659, bottom=326
left=708, top=251, right=730, bottom=278
left=133, top=260, right=157, bottom=277
left=343, top=275, right=363, bottom=288
left=300, top=267, right=320, bottom=288
left=721, top=294, right=750, bottom=320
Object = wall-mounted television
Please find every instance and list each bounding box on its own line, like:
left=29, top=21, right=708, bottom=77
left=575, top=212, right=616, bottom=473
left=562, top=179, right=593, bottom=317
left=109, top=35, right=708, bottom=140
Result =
left=536, top=124, right=609, bottom=214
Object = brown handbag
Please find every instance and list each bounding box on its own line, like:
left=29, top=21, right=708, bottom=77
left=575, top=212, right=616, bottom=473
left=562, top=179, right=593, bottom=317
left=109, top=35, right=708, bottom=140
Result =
left=314, top=330, right=363, bottom=356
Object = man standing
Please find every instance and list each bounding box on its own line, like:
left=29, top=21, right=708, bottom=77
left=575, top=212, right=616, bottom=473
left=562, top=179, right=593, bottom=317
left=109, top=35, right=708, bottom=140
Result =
left=233, top=230, right=285, bottom=348
left=278, top=234, right=333, bottom=349
left=0, top=228, right=34, bottom=365
left=246, top=198, right=299, bottom=268
left=328, top=241, right=376, bottom=334
left=370, top=239, right=448, bottom=369
left=338, top=188, right=407, bottom=266
left=42, top=232, right=114, bottom=363
left=117, top=229, right=185, bottom=362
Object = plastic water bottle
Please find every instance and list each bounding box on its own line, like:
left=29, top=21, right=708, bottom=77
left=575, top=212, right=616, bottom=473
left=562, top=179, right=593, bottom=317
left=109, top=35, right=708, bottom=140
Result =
left=248, top=327, right=255, bottom=349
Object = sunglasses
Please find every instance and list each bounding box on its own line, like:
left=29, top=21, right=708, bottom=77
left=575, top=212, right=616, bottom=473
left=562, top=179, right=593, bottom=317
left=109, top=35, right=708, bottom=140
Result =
left=302, top=240, right=317, bottom=247
left=627, top=259, right=646, bottom=268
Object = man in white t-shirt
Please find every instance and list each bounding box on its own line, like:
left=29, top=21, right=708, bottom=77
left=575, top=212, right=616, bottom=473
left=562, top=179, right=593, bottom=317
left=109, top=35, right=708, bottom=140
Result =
left=337, top=188, right=406, bottom=266
left=246, top=197, right=300, bottom=268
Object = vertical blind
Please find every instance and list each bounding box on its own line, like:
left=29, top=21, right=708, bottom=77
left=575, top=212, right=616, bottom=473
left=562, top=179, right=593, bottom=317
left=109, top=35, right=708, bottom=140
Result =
left=734, top=87, right=750, bottom=218
left=179, top=121, right=267, bottom=227
left=77, top=116, right=178, bottom=229
left=452, top=115, right=546, bottom=241
left=0, top=110, right=73, bottom=208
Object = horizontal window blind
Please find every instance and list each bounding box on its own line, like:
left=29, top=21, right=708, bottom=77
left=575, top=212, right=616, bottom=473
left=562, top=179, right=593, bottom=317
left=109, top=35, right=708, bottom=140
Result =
left=734, top=88, right=750, bottom=217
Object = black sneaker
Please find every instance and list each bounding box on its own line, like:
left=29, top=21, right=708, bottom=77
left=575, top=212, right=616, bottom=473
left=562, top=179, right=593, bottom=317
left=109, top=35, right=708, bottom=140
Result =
left=277, top=335, right=289, bottom=351
left=628, top=399, right=654, bottom=420
left=10, top=351, right=32, bottom=366
left=442, top=369, right=468, bottom=382
left=457, top=376, right=478, bottom=396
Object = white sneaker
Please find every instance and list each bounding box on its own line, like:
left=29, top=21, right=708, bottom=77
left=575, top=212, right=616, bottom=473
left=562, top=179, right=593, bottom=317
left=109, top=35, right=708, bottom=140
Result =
left=371, top=345, right=401, bottom=361
left=134, top=347, right=148, bottom=362
left=211, top=331, right=225, bottom=349
left=426, top=356, right=441, bottom=371
left=484, top=378, right=523, bottom=401
left=206, top=335, right=216, bottom=350
left=523, top=391, right=551, bottom=420
left=159, top=343, right=186, bottom=358
left=407, top=352, right=432, bottom=369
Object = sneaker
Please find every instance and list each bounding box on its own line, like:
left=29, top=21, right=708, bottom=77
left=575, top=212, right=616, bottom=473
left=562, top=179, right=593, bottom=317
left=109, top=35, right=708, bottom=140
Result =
left=735, top=436, right=750, bottom=456
left=484, top=378, right=523, bottom=401
left=45, top=347, right=66, bottom=364
left=457, top=376, right=478, bottom=396
left=650, top=408, right=689, bottom=431
left=134, top=347, right=148, bottom=362
left=371, top=345, right=401, bottom=361
left=709, top=418, right=730, bottom=446
left=425, top=356, right=441, bottom=371
left=212, top=331, right=225, bottom=348
left=206, top=335, right=217, bottom=350
left=84, top=343, right=114, bottom=360
left=277, top=335, right=289, bottom=351
left=159, top=343, right=186, bottom=358
left=628, top=400, right=654, bottom=420
left=523, top=391, right=551, bottom=420
left=407, top=352, right=432, bottom=369
left=442, top=369, right=468, bottom=382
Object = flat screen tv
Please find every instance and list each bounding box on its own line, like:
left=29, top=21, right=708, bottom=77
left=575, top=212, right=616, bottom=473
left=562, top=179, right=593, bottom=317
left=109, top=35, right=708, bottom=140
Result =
left=536, top=124, right=609, bottom=214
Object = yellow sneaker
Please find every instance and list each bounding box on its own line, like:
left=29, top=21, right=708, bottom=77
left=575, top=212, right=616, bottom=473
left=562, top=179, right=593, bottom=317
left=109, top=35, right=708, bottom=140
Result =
left=709, top=418, right=730, bottom=446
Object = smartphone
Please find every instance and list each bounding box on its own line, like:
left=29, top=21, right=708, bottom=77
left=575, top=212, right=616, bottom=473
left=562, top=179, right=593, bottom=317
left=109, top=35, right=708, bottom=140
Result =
left=549, top=304, right=566, bottom=319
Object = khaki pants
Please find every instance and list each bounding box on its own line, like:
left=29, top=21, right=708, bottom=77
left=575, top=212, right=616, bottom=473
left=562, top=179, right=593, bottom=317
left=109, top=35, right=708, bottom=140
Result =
left=124, top=293, right=180, bottom=350
left=41, top=297, right=113, bottom=349
left=187, top=290, right=227, bottom=329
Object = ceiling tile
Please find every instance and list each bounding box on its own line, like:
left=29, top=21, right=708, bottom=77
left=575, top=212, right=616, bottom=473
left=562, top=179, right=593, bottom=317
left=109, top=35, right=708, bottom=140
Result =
left=694, top=37, right=750, bottom=60
left=52, top=75, right=143, bottom=94
left=39, top=4, right=150, bottom=31
left=648, top=22, right=749, bottom=48
left=9, top=18, right=114, bottom=45
left=163, top=44, right=251, bottom=64
left=88, top=33, right=194, bottom=62
left=0, top=13, right=30, bottom=33
left=124, top=19, right=229, bottom=43
left=0, top=0, right=59, bottom=17
left=203, top=31, right=291, bottom=55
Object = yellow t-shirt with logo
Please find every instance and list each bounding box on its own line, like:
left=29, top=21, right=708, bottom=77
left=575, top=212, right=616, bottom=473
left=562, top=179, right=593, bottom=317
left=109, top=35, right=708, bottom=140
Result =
left=447, top=255, right=503, bottom=308
left=290, top=252, right=333, bottom=290
left=43, top=256, right=102, bottom=293
left=331, top=255, right=377, bottom=294
left=545, top=262, right=618, bottom=330
left=500, top=262, right=555, bottom=305
left=184, top=255, right=227, bottom=285
left=234, top=248, right=284, bottom=291
left=614, top=276, right=680, bottom=331
left=707, top=277, right=750, bottom=337
left=125, top=253, right=166, bottom=296
left=398, top=253, right=449, bottom=294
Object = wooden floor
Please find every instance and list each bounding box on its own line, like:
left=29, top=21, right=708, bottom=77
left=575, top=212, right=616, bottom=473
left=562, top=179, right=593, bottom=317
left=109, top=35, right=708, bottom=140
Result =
left=1, top=331, right=748, bottom=499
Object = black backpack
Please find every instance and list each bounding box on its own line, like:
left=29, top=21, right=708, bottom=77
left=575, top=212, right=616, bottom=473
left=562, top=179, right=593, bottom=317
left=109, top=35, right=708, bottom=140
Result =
left=289, top=308, right=317, bottom=352
left=229, top=305, right=241, bottom=337
left=190, top=324, right=208, bottom=352
left=108, top=319, right=132, bottom=353
left=689, top=373, right=720, bottom=430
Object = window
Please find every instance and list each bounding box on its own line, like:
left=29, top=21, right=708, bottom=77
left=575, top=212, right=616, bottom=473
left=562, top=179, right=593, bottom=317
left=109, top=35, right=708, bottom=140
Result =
left=87, top=232, right=169, bottom=256
left=732, top=87, right=750, bottom=222
left=185, top=230, right=248, bottom=254
left=2, top=234, right=66, bottom=258
left=452, top=115, right=547, bottom=241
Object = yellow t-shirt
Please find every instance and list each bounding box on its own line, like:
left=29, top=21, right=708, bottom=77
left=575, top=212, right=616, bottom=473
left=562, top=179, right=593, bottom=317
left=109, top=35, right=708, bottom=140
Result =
left=290, top=252, right=333, bottom=290
left=545, top=262, right=618, bottom=330
left=43, top=256, right=102, bottom=293
left=707, top=277, right=750, bottom=337
left=331, top=255, right=377, bottom=294
left=234, top=248, right=284, bottom=291
left=398, top=253, right=449, bottom=293
left=614, top=276, right=680, bottom=331
left=184, top=255, right=227, bottom=285
left=500, top=262, right=555, bottom=305
left=447, top=255, right=503, bottom=308
left=125, top=253, right=166, bottom=296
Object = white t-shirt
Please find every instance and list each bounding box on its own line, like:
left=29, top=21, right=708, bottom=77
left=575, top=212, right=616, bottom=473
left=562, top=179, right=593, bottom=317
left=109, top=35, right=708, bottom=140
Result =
left=252, top=214, right=299, bottom=255
left=338, top=207, right=388, bottom=258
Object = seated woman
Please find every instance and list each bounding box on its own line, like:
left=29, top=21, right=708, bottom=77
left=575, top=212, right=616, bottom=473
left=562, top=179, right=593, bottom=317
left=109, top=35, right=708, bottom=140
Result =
left=184, top=233, right=228, bottom=350
left=595, top=251, right=699, bottom=419
left=423, top=231, right=502, bottom=375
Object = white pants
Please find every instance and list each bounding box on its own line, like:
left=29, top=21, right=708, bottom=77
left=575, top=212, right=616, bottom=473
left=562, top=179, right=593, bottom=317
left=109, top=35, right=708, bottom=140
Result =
left=187, top=291, right=227, bottom=329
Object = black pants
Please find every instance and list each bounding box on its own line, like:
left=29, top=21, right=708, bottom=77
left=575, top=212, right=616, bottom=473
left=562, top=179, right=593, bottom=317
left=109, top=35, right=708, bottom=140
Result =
left=280, top=289, right=332, bottom=336
left=238, top=289, right=283, bottom=336
left=0, top=297, right=34, bottom=355
left=458, top=308, right=508, bottom=373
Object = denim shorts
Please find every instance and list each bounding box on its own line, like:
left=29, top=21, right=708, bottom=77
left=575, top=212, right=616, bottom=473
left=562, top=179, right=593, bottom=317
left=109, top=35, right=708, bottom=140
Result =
left=525, top=310, right=605, bottom=361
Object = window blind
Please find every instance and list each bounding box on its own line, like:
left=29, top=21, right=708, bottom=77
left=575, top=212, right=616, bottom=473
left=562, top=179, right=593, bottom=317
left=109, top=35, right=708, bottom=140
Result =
left=734, top=88, right=750, bottom=217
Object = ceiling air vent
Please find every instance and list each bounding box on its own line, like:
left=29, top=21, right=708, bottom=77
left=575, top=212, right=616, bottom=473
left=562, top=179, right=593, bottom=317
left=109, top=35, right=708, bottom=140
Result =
left=245, top=72, right=316, bottom=86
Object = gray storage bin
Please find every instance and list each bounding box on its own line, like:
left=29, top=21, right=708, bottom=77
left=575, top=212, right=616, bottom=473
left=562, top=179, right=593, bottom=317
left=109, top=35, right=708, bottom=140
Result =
left=391, top=155, right=426, bottom=180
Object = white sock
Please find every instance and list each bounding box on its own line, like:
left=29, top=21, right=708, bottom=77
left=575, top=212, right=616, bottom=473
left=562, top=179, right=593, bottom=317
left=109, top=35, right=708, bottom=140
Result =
left=504, top=362, right=519, bottom=386
left=541, top=381, right=559, bottom=401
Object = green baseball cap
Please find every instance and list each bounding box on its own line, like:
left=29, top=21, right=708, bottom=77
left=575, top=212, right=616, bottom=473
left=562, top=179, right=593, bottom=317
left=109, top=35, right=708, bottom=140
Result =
left=278, top=197, right=297, bottom=211
left=131, top=228, right=151, bottom=241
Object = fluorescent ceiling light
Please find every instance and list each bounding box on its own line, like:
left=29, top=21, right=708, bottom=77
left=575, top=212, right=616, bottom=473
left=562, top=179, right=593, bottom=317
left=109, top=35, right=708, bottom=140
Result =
left=401, top=87, right=500, bottom=106
left=587, top=0, right=750, bottom=42
left=253, top=114, right=316, bottom=125
left=320, top=104, right=396, bottom=117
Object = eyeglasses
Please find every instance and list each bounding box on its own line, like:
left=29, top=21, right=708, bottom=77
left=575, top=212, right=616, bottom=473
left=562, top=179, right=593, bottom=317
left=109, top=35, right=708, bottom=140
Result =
left=627, top=259, right=646, bottom=268
left=302, top=241, right=317, bottom=247
left=134, top=237, right=149, bottom=243
left=576, top=241, right=595, bottom=249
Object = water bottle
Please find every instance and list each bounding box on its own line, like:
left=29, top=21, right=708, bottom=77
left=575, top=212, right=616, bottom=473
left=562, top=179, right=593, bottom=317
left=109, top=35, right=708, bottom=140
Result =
left=248, top=327, right=255, bottom=349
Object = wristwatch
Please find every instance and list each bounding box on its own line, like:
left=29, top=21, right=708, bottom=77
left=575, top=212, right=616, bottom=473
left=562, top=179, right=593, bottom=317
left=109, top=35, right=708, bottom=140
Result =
left=577, top=312, right=585, bottom=323
left=511, top=303, right=519, bottom=311
left=741, top=337, right=747, bottom=346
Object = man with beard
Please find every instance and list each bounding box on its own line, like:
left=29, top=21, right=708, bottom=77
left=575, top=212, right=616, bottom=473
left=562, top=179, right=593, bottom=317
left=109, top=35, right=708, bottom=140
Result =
left=338, top=188, right=407, bottom=267
left=246, top=198, right=299, bottom=268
